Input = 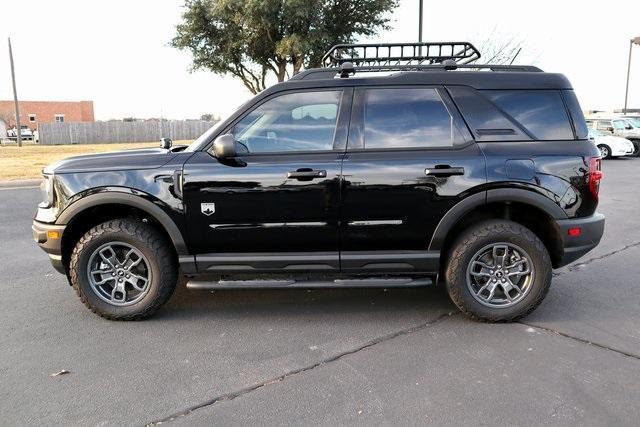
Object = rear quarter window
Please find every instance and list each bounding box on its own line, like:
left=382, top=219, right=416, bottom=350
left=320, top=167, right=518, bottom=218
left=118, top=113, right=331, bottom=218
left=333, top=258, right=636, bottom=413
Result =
left=562, top=90, right=588, bottom=139
left=484, top=90, right=574, bottom=140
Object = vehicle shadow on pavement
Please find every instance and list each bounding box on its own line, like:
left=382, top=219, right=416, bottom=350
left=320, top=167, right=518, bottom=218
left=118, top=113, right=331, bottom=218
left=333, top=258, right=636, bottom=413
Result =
left=156, top=283, right=456, bottom=322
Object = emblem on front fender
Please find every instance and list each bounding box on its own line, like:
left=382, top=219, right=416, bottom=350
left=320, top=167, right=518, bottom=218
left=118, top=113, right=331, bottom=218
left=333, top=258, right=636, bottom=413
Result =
left=201, top=203, right=216, bottom=216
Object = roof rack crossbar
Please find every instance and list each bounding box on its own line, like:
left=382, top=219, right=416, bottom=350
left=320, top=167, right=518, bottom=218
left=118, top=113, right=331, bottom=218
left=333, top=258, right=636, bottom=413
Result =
left=322, top=42, right=481, bottom=68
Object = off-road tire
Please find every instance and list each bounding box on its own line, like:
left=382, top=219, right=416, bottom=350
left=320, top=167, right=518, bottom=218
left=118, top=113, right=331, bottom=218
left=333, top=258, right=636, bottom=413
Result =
left=445, top=220, right=552, bottom=322
left=69, top=219, right=177, bottom=320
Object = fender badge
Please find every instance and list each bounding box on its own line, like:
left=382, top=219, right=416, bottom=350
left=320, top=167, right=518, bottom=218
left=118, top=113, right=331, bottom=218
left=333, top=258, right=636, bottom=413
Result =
left=201, top=203, right=216, bottom=216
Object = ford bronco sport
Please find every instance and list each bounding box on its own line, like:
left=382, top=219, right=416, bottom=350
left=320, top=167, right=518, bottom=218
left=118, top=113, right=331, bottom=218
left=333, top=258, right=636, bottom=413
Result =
left=32, top=42, right=605, bottom=322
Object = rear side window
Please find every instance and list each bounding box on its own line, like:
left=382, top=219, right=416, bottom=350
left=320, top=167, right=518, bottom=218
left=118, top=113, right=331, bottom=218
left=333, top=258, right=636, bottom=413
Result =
left=596, top=120, right=612, bottom=132
left=484, top=90, right=574, bottom=140
left=362, top=88, right=458, bottom=149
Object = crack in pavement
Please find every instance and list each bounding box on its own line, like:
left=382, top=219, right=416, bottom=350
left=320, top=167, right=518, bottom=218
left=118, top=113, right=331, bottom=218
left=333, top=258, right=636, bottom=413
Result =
left=146, top=311, right=456, bottom=425
left=519, top=322, right=640, bottom=361
left=553, top=240, right=640, bottom=277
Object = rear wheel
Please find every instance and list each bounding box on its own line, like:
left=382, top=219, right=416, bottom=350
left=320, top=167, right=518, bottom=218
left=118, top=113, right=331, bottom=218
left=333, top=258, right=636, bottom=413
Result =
left=445, top=220, right=552, bottom=322
left=69, top=219, right=177, bottom=320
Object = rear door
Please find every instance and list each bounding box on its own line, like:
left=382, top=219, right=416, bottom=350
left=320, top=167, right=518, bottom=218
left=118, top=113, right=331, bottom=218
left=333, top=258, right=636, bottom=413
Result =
left=182, top=88, right=351, bottom=272
left=339, top=86, right=486, bottom=272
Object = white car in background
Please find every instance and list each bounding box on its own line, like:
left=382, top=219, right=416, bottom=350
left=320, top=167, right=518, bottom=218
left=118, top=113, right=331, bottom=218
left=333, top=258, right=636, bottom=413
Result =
left=588, top=128, right=634, bottom=159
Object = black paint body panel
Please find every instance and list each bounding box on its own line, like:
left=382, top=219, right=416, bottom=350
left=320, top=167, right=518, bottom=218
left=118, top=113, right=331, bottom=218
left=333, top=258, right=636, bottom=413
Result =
left=33, top=68, right=604, bottom=280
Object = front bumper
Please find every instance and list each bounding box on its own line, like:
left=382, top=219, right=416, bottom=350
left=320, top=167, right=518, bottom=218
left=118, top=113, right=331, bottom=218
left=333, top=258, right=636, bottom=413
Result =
left=555, top=212, right=605, bottom=268
left=32, top=220, right=66, bottom=274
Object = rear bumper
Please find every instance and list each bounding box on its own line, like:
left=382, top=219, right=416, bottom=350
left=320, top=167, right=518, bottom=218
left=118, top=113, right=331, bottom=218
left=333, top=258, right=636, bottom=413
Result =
left=555, top=213, right=605, bottom=268
left=32, top=220, right=66, bottom=274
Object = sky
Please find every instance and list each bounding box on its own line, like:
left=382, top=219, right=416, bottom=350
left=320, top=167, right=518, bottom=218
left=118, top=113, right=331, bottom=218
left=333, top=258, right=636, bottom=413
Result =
left=1, top=0, right=639, bottom=120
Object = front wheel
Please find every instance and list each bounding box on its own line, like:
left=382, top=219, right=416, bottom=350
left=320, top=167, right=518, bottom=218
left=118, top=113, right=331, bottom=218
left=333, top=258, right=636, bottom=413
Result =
left=445, top=220, right=552, bottom=322
left=597, top=144, right=611, bottom=159
left=69, top=219, right=178, bottom=320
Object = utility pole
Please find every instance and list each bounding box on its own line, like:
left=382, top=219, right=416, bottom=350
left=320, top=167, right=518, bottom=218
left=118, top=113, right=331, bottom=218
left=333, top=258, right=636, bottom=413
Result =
left=8, top=37, right=22, bottom=147
left=418, top=0, right=424, bottom=57
left=624, top=37, right=640, bottom=114
left=418, top=0, right=423, bottom=44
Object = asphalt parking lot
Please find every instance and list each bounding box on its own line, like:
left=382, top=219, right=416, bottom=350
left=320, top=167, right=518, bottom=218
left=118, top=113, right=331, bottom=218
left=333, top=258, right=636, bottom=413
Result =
left=2, top=158, right=640, bottom=426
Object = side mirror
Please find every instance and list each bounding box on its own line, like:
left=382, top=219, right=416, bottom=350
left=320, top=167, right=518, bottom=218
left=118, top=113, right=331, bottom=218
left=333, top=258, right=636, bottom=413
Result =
left=160, top=137, right=172, bottom=149
left=213, top=134, right=237, bottom=159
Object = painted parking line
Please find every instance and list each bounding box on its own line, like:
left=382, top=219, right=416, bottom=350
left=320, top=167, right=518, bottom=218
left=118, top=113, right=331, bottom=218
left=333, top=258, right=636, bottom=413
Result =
left=0, top=186, right=39, bottom=191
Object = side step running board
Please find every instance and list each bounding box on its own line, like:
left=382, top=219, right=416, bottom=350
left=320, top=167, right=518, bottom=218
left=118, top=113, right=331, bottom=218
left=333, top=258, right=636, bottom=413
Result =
left=186, top=277, right=433, bottom=290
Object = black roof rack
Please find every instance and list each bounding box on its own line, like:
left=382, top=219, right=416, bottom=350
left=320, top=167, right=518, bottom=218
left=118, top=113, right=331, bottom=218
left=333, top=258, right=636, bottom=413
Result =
left=321, top=42, right=481, bottom=67
left=291, top=63, right=544, bottom=81
left=288, top=42, right=543, bottom=81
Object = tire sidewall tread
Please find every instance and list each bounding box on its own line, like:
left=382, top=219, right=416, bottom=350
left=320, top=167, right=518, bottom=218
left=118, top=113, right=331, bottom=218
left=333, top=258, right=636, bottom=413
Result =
left=69, top=219, right=177, bottom=320
left=445, top=220, right=552, bottom=322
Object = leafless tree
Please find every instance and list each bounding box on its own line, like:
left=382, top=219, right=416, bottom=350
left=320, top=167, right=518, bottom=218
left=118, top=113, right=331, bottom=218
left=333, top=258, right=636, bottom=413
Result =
left=472, top=30, right=526, bottom=65
left=0, top=110, right=14, bottom=129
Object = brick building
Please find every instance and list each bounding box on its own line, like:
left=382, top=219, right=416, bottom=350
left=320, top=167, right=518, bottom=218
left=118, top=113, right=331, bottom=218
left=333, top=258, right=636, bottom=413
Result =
left=0, top=100, right=94, bottom=130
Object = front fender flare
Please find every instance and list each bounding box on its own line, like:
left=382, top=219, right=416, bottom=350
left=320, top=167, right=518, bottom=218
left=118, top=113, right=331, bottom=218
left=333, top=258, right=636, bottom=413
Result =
left=56, top=191, right=187, bottom=255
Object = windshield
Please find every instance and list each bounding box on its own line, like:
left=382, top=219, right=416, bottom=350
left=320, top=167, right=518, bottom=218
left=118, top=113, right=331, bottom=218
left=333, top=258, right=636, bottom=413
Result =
left=588, top=128, right=607, bottom=137
left=185, top=99, right=254, bottom=152
left=623, top=117, right=640, bottom=128
left=185, top=120, right=226, bottom=152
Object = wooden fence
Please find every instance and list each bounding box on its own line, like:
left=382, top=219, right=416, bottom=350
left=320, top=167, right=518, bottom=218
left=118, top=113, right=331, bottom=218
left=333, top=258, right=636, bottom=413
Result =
left=38, top=120, right=216, bottom=145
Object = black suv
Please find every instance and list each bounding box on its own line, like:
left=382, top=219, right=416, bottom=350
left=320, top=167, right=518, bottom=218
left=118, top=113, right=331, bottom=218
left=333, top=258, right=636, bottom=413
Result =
left=32, top=42, right=605, bottom=322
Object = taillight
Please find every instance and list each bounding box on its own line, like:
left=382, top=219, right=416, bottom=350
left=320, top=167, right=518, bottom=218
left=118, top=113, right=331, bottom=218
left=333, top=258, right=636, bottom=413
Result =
left=588, top=157, right=603, bottom=200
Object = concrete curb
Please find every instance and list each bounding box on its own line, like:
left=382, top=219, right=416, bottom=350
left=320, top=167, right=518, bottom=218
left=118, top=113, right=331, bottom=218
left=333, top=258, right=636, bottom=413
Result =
left=0, top=179, right=41, bottom=188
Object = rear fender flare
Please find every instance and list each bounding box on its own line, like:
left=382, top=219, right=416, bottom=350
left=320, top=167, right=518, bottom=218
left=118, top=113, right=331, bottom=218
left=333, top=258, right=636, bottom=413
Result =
left=428, top=188, right=567, bottom=251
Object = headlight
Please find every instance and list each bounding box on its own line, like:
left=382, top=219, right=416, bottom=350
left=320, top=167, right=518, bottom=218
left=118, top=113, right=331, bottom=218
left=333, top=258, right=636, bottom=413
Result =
left=39, top=174, right=54, bottom=208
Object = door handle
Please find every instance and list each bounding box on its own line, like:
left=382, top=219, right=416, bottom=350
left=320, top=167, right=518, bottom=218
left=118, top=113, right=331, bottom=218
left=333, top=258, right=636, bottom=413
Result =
left=287, top=169, right=327, bottom=180
left=424, top=166, right=465, bottom=177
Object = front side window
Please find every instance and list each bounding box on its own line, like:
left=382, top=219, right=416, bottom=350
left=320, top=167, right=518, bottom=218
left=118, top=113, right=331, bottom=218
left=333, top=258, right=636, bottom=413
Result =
left=362, top=88, right=457, bottom=149
left=232, top=91, right=341, bottom=153
left=485, top=90, right=574, bottom=140
left=613, top=120, right=628, bottom=130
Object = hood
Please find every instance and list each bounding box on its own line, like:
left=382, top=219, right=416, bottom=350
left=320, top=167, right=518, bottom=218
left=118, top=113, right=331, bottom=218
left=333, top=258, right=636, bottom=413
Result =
left=43, top=147, right=180, bottom=175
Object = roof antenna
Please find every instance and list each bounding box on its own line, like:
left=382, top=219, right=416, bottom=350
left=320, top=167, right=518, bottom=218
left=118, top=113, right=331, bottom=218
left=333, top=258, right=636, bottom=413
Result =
left=339, top=62, right=355, bottom=78
left=442, top=59, right=457, bottom=70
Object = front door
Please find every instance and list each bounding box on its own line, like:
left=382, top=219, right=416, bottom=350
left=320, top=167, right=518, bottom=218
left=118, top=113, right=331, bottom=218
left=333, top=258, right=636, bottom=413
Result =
left=339, top=86, right=485, bottom=272
left=182, top=89, right=351, bottom=272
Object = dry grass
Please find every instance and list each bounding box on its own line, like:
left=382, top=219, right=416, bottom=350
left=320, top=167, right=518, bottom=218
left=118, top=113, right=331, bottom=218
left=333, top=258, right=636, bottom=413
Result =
left=0, top=141, right=192, bottom=181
